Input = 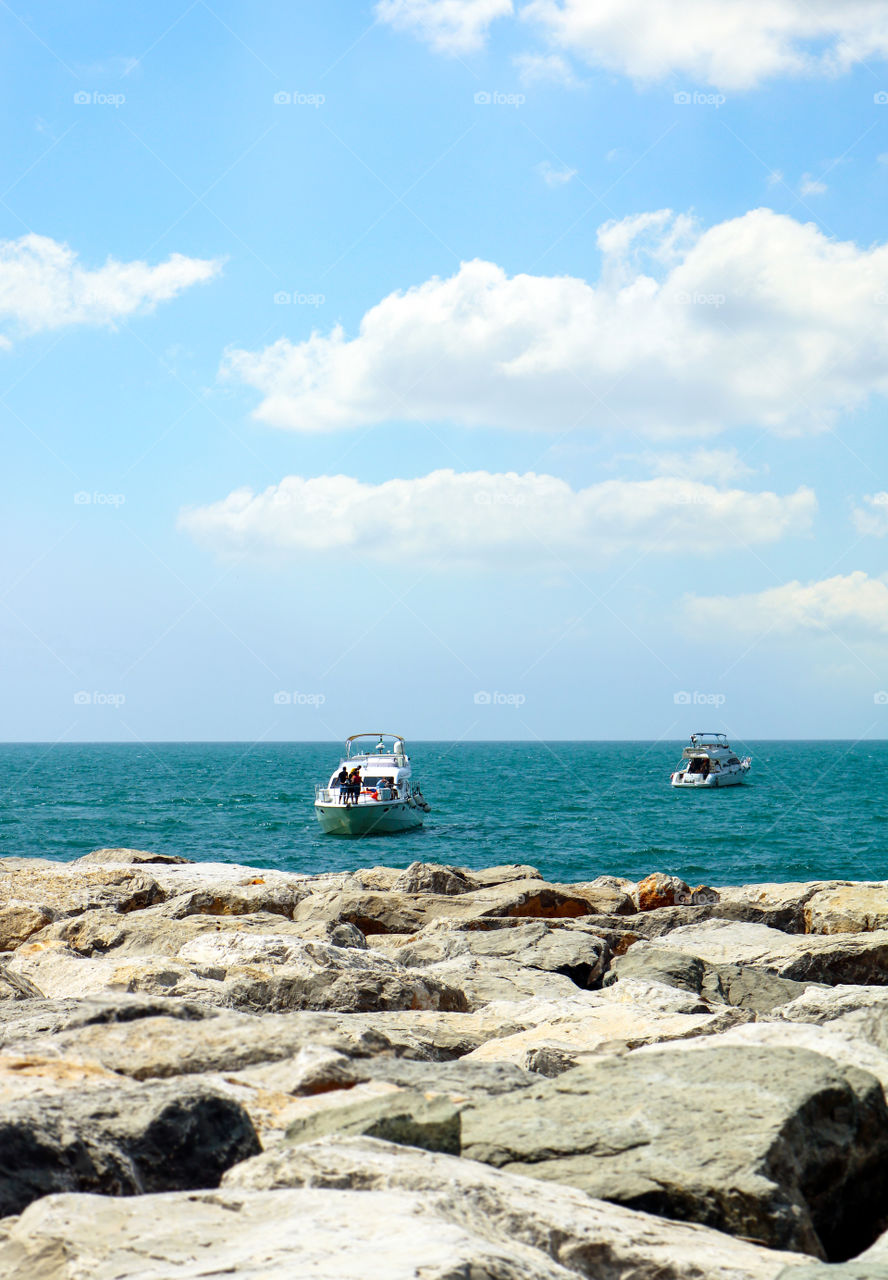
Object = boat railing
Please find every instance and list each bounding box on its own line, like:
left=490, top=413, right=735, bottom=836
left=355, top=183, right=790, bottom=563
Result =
left=315, top=784, right=401, bottom=805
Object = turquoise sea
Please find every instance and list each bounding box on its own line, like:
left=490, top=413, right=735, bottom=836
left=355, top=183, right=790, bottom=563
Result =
left=1, top=741, right=886, bottom=885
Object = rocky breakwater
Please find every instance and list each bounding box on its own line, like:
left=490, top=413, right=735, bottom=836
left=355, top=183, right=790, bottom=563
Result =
left=5, top=854, right=888, bottom=1277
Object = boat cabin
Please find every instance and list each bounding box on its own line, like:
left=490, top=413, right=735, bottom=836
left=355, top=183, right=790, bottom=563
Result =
left=325, top=733, right=412, bottom=799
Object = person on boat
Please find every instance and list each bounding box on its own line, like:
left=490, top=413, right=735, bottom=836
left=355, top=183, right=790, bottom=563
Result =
left=336, top=767, right=349, bottom=801
left=348, top=768, right=362, bottom=802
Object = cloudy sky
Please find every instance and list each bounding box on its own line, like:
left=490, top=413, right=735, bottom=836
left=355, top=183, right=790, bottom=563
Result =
left=3, top=0, right=888, bottom=742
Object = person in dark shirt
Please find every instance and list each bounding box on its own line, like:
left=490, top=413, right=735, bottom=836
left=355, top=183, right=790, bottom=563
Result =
left=336, top=767, right=349, bottom=802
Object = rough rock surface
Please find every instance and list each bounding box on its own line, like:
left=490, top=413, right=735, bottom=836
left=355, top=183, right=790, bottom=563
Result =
left=652, top=919, right=888, bottom=985
left=6, top=854, right=888, bottom=1274
left=606, top=940, right=820, bottom=1012
left=462, top=1042, right=888, bottom=1259
left=0, top=1079, right=259, bottom=1215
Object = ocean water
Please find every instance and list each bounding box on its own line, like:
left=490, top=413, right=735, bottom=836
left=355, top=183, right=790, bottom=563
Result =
left=1, top=740, right=886, bottom=886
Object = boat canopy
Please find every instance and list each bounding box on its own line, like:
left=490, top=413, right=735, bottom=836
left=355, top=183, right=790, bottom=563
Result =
left=689, top=732, right=729, bottom=748
left=345, top=733, right=406, bottom=759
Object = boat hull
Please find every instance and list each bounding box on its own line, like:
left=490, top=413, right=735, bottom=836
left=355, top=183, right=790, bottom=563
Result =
left=314, top=799, right=424, bottom=836
left=671, top=770, right=748, bottom=788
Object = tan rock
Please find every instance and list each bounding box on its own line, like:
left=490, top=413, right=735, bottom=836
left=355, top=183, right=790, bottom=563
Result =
left=0, top=904, right=52, bottom=951
left=804, top=884, right=888, bottom=935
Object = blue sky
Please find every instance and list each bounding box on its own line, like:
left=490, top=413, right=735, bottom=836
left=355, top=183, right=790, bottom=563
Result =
left=2, top=0, right=888, bottom=743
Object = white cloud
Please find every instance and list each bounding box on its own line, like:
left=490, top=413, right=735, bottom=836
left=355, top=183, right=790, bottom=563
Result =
left=686, top=571, right=888, bottom=638
left=522, top=0, right=888, bottom=89
left=852, top=493, right=888, bottom=536
left=635, top=447, right=755, bottom=484
left=222, top=208, right=888, bottom=439
left=514, top=51, right=580, bottom=85
left=379, top=0, right=888, bottom=88
left=375, top=0, right=513, bottom=53
left=180, top=469, right=814, bottom=563
left=0, top=234, right=221, bottom=341
left=536, top=159, right=577, bottom=186
left=800, top=173, right=828, bottom=195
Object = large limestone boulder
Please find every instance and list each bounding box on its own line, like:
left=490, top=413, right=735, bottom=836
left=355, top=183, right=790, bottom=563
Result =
left=804, top=884, right=888, bottom=935
left=461, top=1043, right=888, bottom=1259
left=0, top=862, right=164, bottom=921
left=463, top=993, right=748, bottom=1073
left=606, top=941, right=821, bottom=1013
left=633, top=1019, right=888, bottom=1095
left=75, top=847, right=191, bottom=866
left=6, top=933, right=468, bottom=1014
left=223, top=1135, right=812, bottom=1279
left=392, top=918, right=612, bottom=986
left=650, top=919, right=888, bottom=985
left=0, top=1078, right=259, bottom=1216
left=392, top=861, right=474, bottom=895
left=0, top=1138, right=810, bottom=1280
left=292, top=878, right=631, bottom=938
left=715, top=882, right=849, bottom=933
left=0, top=904, right=54, bottom=951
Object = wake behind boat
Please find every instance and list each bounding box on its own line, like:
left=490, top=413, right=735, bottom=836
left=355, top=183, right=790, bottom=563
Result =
left=314, top=733, right=430, bottom=836
left=671, top=732, right=751, bottom=788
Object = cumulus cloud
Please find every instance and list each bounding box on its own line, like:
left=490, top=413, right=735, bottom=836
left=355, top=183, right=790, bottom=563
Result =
left=179, top=469, right=814, bottom=563
left=523, top=0, right=888, bottom=88
left=222, top=208, right=888, bottom=439
left=379, top=0, right=888, bottom=87
left=0, top=234, right=221, bottom=341
left=686, top=571, right=888, bottom=638
left=852, top=493, right=888, bottom=536
left=375, top=0, right=513, bottom=52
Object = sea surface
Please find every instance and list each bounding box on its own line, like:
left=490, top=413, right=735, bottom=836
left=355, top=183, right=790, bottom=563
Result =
left=1, top=740, right=886, bottom=885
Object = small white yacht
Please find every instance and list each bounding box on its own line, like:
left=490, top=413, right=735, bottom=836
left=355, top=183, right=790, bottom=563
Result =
left=671, top=732, right=751, bottom=788
left=314, top=733, right=430, bottom=836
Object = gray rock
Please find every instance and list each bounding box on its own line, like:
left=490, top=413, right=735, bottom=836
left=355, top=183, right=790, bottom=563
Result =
left=283, top=1089, right=463, bottom=1154
left=0, top=994, right=214, bottom=1045
left=461, top=1042, right=888, bottom=1260
left=393, top=918, right=612, bottom=989
left=392, top=861, right=474, bottom=895
left=606, top=942, right=817, bottom=1012
left=0, top=1079, right=259, bottom=1216
left=652, top=920, right=888, bottom=986
left=0, top=1007, right=408, bottom=1080
left=238, top=1048, right=535, bottom=1102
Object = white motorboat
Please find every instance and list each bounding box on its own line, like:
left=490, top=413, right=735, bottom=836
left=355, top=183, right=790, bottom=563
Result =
left=314, top=733, right=430, bottom=836
left=671, top=732, right=751, bottom=788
